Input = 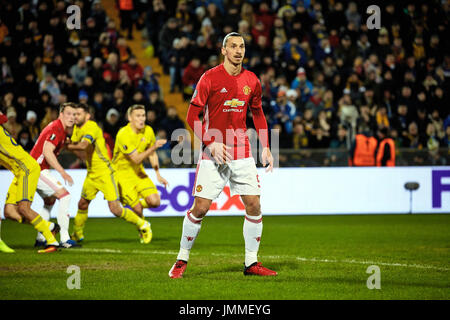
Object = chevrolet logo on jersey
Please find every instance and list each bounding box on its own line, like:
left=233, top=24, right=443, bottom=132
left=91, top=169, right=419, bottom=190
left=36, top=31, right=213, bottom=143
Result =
left=223, top=99, right=245, bottom=112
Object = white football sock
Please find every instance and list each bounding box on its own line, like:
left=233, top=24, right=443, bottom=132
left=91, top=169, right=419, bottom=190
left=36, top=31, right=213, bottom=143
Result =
left=57, top=194, right=71, bottom=242
left=177, top=210, right=202, bottom=262
left=243, top=213, right=263, bottom=267
left=36, top=204, right=53, bottom=242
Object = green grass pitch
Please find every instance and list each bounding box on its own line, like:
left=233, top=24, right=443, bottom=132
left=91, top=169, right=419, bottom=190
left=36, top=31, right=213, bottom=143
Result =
left=0, top=214, right=449, bottom=300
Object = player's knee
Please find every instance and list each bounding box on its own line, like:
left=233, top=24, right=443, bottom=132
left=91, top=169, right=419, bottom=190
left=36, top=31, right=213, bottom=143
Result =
left=192, top=204, right=210, bottom=219
left=108, top=201, right=122, bottom=216
left=3, top=205, right=16, bottom=220
left=146, top=196, right=160, bottom=208
left=44, top=197, right=57, bottom=206
left=17, top=203, right=30, bottom=217
left=78, top=199, right=89, bottom=211
left=245, top=201, right=261, bottom=216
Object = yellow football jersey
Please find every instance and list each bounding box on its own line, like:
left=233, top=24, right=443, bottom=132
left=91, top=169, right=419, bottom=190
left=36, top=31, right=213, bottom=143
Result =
left=71, top=120, right=114, bottom=175
left=0, top=125, right=40, bottom=203
left=0, top=125, right=37, bottom=173
left=113, top=123, right=156, bottom=174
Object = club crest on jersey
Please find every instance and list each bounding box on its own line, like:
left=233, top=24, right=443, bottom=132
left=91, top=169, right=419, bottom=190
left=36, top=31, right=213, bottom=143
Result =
left=196, top=185, right=202, bottom=192
left=223, top=99, right=245, bottom=112
left=243, top=85, right=251, bottom=95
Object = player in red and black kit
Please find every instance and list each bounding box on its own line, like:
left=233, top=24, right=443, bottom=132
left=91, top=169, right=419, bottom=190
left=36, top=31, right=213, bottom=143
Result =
left=169, top=32, right=277, bottom=278
left=30, top=102, right=78, bottom=248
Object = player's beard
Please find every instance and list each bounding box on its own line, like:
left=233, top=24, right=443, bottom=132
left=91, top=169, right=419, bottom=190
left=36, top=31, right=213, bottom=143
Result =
left=229, top=55, right=243, bottom=67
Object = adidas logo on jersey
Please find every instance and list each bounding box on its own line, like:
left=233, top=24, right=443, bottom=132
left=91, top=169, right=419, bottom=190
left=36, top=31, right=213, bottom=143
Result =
left=220, top=88, right=228, bottom=93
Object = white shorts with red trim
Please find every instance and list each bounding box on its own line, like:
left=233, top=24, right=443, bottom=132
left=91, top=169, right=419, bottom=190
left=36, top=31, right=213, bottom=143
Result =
left=37, top=169, right=65, bottom=199
left=193, top=157, right=261, bottom=200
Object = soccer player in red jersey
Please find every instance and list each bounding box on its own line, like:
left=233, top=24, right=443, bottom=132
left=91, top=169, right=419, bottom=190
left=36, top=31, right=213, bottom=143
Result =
left=169, top=32, right=277, bottom=278
left=27, top=103, right=77, bottom=248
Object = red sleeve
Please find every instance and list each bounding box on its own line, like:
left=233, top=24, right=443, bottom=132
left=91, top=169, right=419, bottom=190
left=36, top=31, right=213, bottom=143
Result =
left=0, top=114, right=8, bottom=125
left=186, top=73, right=215, bottom=147
left=250, top=78, right=269, bottom=148
left=190, top=72, right=210, bottom=108
left=45, top=128, right=64, bottom=148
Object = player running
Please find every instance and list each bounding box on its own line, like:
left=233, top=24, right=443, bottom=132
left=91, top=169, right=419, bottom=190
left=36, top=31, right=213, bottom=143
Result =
left=67, top=103, right=152, bottom=243
left=112, top=104, right=168, bottom=243
left=29, top=102, right=78, bottom=248
left=169, top=32, right=276, bottom=278
left=0, top=111, right=60, bottom=253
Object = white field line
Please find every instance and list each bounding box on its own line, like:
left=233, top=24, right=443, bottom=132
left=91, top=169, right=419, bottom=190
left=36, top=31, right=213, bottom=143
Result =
left=78, top=248, right=450, bottom=272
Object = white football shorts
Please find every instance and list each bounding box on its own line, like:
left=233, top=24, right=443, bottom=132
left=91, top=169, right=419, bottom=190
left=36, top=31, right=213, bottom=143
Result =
left=193, top=157, right=261, bottom=200
left=37, top=169, right=65, bottom=198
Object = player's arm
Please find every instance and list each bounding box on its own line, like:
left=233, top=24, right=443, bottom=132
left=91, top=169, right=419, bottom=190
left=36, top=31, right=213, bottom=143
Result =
left=43, top=141, right=74, bottom=186
left=0, top=112, right=7, bottom=124
left=66, top=139, right=88, bottom=161
left=186, top=73, right=232, bottom=163
left=250, top=79, right=273, bottom=172
left=148, top=150, right=169, bottom=188
left=127, top=139, right=167, bottom=165
left=67, top=139, right=89, bottom=151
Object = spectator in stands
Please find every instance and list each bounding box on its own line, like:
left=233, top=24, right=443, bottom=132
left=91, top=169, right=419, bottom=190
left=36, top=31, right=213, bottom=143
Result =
left=111, top=87, right=128, bottom=116
left=70, top=58, right=88, bottom=87
left=271, top=89, right=296, bottom=134
left=3, top=107, right=22, bottom=140
left=148, top=90, right=167, bottom=122
left=17, top=128, right=34, bottom=152
left=402, top=122, right=424, bottom=149
left=182, top=57, right=204, bottom=100
left=139, top=66, right=160, bottom=97
left=160, top=106, right=185, bottom=147
left=39, top=73, right=61, bottom=105
left=117, top=0, right=134, bottom=40
left=159, top=17, right=180, bottom=73
left=121, top=55, right=144, bottom=88
left=103, top=108, right=120, bottom=141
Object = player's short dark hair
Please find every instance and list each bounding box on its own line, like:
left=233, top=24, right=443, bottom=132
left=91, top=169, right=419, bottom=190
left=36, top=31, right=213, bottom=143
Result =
left=59, top=102, right=77, bottom=113
left=77, top=103, right=90, bottom=113
left=222, top=32, right=244, bottom=47
left=127, top=104, right=146, bottom=119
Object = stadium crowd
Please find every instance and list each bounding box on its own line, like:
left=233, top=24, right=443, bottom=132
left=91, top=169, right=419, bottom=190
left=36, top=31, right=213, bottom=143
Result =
left=0, top=0, right=449, bottom=166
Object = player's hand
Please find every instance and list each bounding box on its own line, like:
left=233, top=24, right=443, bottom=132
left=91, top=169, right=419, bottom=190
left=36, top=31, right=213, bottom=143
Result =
left=261, top=147, right=273, bottom=173
left=61, top=171, right=74, bottom=186
left=208, top=142, right=232, bottom=164
left=153, top=139, right=167, bottom=150
left=157, top=175, right=169, bottom=188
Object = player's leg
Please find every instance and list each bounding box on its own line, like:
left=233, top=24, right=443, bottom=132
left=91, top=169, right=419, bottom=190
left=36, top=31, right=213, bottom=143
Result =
left=18, top=201, right=60, bottom=253
left=0, top=217, right=14, bottom=253
left=36, top=170, right=73, bottom=245
left=35, top=196, right=56, bottom=247
left=169, top=160, right=227, bottom=278
left=72, top=175, right=99, bottom=242
left=115, top=175, right=151, bottom=243
left=230, top=158, right=276, bottom=276
left=72, top=197, right=90, bottom=242
left=53, top=187, right=72, bottom=245
left=169, top=196, right=212, bottom=279
left=3, top=204, right=23, bottom=222
left=3, top=179, right=23, bottom=223
left=240, top=195, right=265, bottom=268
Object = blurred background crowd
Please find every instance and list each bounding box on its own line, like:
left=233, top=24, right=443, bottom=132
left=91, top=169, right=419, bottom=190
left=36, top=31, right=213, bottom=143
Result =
left=0, top=0, right=449, bottom=167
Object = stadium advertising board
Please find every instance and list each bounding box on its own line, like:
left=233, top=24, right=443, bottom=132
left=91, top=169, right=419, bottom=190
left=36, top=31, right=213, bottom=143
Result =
left=0, top=167, right=448, bottom=217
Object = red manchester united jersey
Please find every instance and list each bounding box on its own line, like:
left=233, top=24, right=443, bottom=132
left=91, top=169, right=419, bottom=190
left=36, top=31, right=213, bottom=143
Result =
left=190, top=63, right=262, bottom=159
left=30, top=119, right=67, bottom=170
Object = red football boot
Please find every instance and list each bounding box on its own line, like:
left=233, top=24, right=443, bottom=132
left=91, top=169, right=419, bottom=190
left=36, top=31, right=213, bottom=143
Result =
left=169, top=260, right=188, bottom=278
left=244, top=262, right=277, bottom=276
